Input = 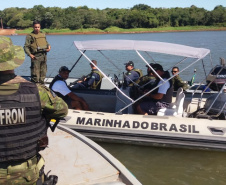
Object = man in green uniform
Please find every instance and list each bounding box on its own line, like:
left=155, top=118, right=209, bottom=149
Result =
left=0, top=36, right=68, bottom=185
left=24, top=20, right=51, bottom=84
left=171, top=66, right=188, bottom=91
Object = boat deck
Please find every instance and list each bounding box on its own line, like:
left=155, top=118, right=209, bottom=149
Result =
left=40, top=127, right=125, bottom=185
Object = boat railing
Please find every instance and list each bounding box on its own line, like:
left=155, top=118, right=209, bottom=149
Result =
left=188, top=65, right=225, bottom=111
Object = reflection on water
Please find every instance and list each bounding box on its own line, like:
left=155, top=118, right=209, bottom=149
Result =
left=9, top=32, right=226, bottom=184
left=98, top=142, right=226, bottom=185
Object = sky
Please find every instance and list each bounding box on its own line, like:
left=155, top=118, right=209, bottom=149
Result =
left=0, top=0, right=226, bottom=11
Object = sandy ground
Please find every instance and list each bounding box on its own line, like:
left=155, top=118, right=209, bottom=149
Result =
left=0, top=29, right=17, bottom=35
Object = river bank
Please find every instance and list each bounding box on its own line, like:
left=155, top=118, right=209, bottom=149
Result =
left=1, top=26, right=226, bottom=36
left=46, top=28, right=226, bottom=35
left=14, top=26, right=226, bottom=35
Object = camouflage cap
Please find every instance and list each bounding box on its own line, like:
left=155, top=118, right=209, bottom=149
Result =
left=0, top=36, right=25, bottom=71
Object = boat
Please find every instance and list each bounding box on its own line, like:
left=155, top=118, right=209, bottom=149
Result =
left=40, top=124, right=141, bottom=185
left=42, top=40, right=225, bottom=150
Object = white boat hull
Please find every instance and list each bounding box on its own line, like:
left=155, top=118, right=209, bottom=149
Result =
left=60, top=109, right=226, bottom=151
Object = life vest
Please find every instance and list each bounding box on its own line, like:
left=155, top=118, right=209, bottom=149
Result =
left=125, top=68, right=143, bottom=87
left=88, top=70, right=104, bottom=89
left=152, top=71, right=173, bottom=103
left=29, top=32, right=48, bottom=54
left=49, top=75, right=69, bottom=101
left=0, top=82, right=48, bottom=162
left=133, top=68, right=143, bottom=78
left=139, top=75, right=156, bottom=88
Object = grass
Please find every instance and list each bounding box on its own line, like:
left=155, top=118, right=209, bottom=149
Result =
left=15, top=26, right=226, bottom=35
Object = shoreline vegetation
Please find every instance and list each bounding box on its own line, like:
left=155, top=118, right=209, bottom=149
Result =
left=15, top=26, right=226, bottom=35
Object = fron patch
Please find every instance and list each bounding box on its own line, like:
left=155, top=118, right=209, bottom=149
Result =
left=0, top=108, right=25, bottom=125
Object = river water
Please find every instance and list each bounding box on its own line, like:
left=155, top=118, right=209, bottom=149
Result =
left=10, top=31, right=226, bottom=185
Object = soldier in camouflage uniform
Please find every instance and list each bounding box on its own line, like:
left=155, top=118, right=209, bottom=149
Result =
left=171, top=66, right=188, bottom=91
left=24, top=20, right=51, bottom=84
left=0, top=36, right=68, bottom=185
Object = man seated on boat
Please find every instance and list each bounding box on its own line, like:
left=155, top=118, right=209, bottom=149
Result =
left=50, top=66, right=89, bottom=110
left=136, top=63, right=173, bottom=115
left=123, top=61, right=143, bottom=87
left=171, top=66, right=188, bottom=91
left=72, top=60, right=104, bottom=90
left=130, top=64, right=156, bottom=100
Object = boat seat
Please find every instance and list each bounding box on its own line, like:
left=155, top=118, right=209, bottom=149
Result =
left=100, top=77, right=115, bottom=90
left=157, top=87, right=185, bottom=117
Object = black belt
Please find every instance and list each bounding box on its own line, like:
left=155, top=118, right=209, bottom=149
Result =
left=33, top=52, right=46, bottom=56
left=0, top=155, right=39, bottom=169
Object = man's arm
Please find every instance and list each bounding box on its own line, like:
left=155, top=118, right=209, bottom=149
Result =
left=147, top=80, right=169, bottom=100
left=125, top=71, right=139, bottom=85
left=87, top=73, right=98, bottom=87
left=45, top=39, right=51, bottom=52
left=148, top=93, right=164, bottom=100
left=68, top=92, right=83, bottom=102
left=175, top=76, right=188, bottom=90
left=37, top=84, right=68, bottom=119
left=24, top=35, right=36, bottom=59
left=24, top=35, right=32, bottom=56
left=67, top=92, right=89, bottom=110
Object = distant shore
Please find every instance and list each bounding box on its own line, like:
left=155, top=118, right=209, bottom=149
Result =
left=45, top=28, right=226, bottom=35
left=1, top=26, right=226, bottom=36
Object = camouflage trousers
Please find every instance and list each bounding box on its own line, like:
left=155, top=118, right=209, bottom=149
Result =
left=31, top=53, right=47, bottom=84
left=0, top=155, right=45, bottom=185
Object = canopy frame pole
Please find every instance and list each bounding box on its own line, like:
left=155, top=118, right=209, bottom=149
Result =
left=166, top=57, right=187, bottom=71
left=136, top=50, right=164, bottom=81
left=69, top=50, right=86, bottom=72
left=201, top=59, right=208, bottom=78
left=98, top=50, right=122, bottom=72
left=144, top=51, right=156, bottom=63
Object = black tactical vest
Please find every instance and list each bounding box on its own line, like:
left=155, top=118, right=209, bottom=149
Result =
left=49, top=75, right=69, bottom=101
left=0, top=82, right=48, bottom=162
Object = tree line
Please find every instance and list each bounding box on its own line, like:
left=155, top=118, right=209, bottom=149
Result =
left=0, top=4, right=226, bottom=30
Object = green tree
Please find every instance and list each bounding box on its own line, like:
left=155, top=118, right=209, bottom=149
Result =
left=1, top=4, right=226, bottom=30
left=43, top=12, right=53, bottom=28
left=209, top=5, right=226, bottom=26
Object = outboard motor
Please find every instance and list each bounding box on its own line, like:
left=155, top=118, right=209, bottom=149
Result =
left=204, top=83, right=226, bottom=120
left=206, top=58, right=226, bottom=91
